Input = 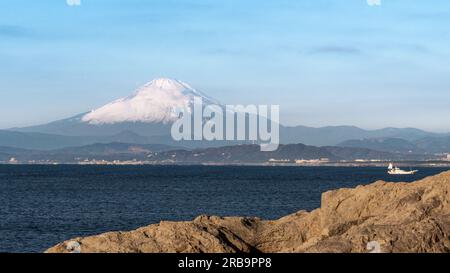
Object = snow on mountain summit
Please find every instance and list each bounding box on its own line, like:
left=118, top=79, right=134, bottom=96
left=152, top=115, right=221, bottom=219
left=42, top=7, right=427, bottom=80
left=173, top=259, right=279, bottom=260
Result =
left=82, top=78, right=218, bottom=125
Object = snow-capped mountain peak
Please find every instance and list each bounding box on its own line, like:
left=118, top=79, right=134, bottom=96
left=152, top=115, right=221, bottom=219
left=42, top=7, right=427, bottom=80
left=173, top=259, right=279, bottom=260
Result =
left=82, top=78, right=218, bottom=125
left=140, top=78, right=189, bottom=92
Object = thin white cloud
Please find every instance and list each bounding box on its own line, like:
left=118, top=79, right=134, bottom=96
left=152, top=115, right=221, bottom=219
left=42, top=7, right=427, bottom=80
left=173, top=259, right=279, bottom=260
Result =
left=66, top=0, right=81, bottom=7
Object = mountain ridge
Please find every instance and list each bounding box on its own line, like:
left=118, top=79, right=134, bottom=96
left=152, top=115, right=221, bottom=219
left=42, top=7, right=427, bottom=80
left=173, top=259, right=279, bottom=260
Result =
left=6, top=78, right=450, bottom=149
left=0, top=142, right=434, bottom=164
left=82, top=78, right=219, bottom=125
left=339, top=137, right=450, bottom=154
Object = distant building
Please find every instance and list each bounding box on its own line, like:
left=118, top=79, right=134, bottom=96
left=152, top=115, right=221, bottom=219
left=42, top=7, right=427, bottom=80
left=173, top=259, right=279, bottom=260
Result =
left=8, top=157, right=19, bottom=164
left=447, top=154, right=450, bottom=161
left=268, top=158, right=290, bottom=163
left=295, top=158, right=329, bottom=164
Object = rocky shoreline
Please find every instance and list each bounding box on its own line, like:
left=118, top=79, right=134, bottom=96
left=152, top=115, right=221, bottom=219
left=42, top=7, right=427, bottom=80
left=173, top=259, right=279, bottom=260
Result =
left=46, top=171, right=450, bottom=253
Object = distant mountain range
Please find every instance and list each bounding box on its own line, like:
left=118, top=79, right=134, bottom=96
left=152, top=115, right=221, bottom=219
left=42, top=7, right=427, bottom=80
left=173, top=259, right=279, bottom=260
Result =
left=147, top=144, right=432, bottom=164
left=0, top=142, right=435, bottom=164
left=3, top=127, right=449, bottom=154
left=1, top=78, right=449, bottom=156
left=339, top=137, right=450, bottom=154
left=0, top=143, right=178, bottom=163
left=280, top=126, right=447, bottom=146
left=0, top=129, right=164, bottom=150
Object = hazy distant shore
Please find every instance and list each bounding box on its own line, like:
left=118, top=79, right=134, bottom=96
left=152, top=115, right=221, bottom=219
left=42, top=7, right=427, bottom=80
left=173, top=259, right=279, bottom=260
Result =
left=2, top=160, right=450, bottom=168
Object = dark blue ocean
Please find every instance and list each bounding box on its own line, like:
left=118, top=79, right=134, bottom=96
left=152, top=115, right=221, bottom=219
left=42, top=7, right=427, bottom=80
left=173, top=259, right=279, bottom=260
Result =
left=0, top=165, right=448, bottom=253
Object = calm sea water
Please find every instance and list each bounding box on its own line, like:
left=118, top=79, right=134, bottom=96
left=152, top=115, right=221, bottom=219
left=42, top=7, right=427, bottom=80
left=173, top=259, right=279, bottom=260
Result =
left=0, top=165, right=448, bottom=253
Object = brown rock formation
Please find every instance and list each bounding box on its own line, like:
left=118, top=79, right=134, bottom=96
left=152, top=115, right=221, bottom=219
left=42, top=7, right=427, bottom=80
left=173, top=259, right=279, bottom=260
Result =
left=46, top=171, right=450, bottom=253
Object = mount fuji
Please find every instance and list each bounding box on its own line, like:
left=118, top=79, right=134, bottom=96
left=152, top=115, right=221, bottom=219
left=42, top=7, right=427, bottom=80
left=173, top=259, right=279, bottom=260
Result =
left=7, top=77, right=448, bottom=151
left=15, top=78, right=219, bottom=138
left=83, top=78, right=219, bottom=125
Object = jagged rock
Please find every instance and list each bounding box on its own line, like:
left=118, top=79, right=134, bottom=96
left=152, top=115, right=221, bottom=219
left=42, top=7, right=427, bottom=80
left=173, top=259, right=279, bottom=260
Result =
left=46, top=171, right=450, bottom=253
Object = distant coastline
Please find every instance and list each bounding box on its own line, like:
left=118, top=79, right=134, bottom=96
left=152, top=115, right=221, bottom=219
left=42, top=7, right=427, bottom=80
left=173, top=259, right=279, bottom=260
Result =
left=3, top=161, right=450, bottom=168
left=1, top=142, right=449, bottom=166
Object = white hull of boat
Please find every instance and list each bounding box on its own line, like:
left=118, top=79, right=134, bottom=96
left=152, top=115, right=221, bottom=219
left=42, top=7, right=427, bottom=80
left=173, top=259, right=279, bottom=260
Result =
left=388, top=170, right=418, bottom=175
left=387, top=163, right=418, bottom=175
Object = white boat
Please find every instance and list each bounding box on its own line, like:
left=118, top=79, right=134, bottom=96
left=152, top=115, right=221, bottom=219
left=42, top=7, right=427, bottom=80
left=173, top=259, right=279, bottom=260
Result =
left=387, top=163, right=418, bottom=175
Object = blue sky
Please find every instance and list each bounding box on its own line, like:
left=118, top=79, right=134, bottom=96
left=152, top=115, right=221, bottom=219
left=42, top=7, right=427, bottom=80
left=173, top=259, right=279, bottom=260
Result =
left=0, top=0, right=449, bottom=131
